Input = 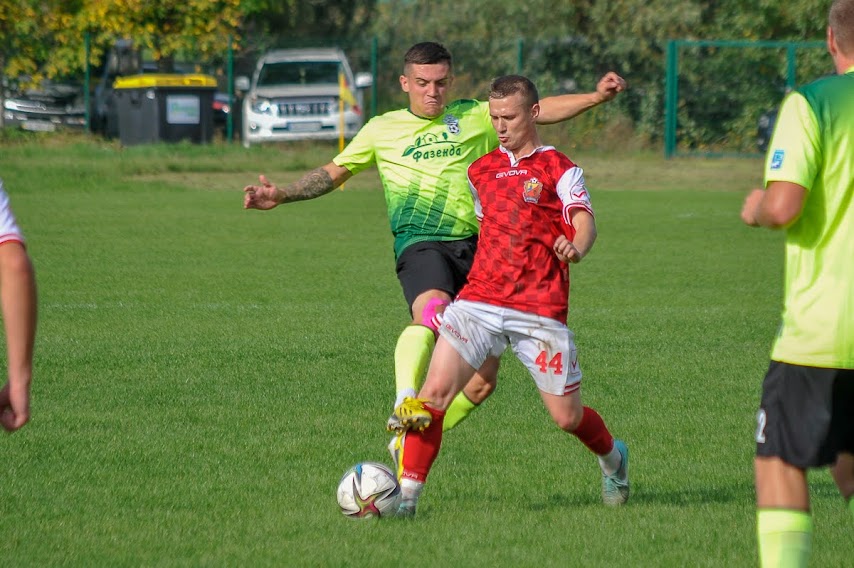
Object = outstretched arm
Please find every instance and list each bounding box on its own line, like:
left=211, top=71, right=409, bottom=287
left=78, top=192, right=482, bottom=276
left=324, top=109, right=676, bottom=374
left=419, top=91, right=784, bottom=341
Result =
left=243, top=162, right=353, bottom=210
left=554, top=209, right=597, bottom=264
left=537, top=72, right=626, bottom=125
left=0, top=242, right=37, bottom=432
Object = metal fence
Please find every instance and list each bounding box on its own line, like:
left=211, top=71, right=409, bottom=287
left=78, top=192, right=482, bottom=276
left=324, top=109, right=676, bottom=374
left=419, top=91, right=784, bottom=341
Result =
left=82, top=34, right=830, bottom=153
left=664, top=39, right=827, bottom=158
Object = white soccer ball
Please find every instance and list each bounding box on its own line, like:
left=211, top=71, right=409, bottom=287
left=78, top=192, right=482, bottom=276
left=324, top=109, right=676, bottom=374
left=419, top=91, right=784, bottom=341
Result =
left=337, top=462, right=401, bottom=519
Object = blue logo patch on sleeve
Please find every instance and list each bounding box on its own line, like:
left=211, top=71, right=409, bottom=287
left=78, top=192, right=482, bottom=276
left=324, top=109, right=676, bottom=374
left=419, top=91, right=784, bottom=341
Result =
left=770, top=150, right=785, bottom=170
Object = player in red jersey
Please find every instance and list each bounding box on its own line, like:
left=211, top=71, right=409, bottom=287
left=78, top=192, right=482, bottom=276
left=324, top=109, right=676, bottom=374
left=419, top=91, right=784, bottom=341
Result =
left=390, top=75, right=629, bottom=516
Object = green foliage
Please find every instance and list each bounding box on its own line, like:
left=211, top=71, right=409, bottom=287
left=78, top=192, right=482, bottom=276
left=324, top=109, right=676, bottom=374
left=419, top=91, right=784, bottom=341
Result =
left=365, top=0, right=832, bottom=147
left=0, top=0, right=839, bottom=148
left=673, top=41, right=828, bottom=153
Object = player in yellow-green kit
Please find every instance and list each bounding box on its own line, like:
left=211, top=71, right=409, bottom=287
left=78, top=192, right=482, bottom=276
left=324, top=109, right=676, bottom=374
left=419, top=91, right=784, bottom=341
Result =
left=243, top=42, right=626, bottom=457
left=741, top=1, right=854, bottom=565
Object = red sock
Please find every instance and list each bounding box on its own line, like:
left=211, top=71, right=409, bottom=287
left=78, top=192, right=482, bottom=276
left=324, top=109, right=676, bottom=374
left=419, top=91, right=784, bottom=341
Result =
left=572, top=406, right=614, bottom=456
left=401, top=404, right=446, bottom=483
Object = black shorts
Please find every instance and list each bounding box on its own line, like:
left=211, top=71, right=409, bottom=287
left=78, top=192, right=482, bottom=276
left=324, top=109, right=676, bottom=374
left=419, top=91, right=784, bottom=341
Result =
left=395, top=236, right=478, bottom=311
left=755, top=361, right=854, bottom=468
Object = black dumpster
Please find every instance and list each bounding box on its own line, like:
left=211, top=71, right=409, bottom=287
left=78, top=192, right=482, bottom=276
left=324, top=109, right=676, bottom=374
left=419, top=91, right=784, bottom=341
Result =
left=113, top=74, right=217, bottom=145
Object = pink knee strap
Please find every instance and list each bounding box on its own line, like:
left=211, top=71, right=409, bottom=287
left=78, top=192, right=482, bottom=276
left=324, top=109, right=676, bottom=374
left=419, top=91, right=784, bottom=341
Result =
left=421, top=298, right=449, bottom=332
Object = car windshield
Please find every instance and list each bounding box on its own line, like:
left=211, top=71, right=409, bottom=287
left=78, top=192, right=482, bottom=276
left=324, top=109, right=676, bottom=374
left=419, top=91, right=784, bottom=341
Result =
left=257, top=61, right=341, bottom=87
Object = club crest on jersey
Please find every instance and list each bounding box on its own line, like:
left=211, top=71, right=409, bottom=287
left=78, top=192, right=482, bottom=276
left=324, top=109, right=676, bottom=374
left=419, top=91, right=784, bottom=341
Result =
left=523, top=178, right=543, bottom=203
left=443, top=114, right=460, bottom=135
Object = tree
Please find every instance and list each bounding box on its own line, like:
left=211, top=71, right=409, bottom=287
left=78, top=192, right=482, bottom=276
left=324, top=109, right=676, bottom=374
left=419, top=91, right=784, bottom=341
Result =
left=39, top=0, right=244, bottom=79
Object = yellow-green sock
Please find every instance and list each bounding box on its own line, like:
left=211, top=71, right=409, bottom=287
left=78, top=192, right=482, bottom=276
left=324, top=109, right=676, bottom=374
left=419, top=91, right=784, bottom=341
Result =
left=757, top=509, right=812, bottom=568
left=443, top=391, right=477, bottom=432
left=394, top=325, right=435, bottom=397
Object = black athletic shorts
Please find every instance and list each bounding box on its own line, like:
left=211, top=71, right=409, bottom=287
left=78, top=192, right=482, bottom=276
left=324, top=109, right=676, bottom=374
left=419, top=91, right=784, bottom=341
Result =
left=755, top=361, right=854, bottom=468
left=395, top=236, right=478, bottom=311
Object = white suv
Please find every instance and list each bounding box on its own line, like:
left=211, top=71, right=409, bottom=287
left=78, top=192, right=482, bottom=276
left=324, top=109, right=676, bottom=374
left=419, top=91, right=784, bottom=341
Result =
left=239, top=48, right=372, bottom=147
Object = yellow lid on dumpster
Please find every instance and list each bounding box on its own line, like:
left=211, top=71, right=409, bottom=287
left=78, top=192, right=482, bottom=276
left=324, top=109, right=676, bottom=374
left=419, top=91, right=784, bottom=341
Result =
left=114, top=74, right=218, bottom=89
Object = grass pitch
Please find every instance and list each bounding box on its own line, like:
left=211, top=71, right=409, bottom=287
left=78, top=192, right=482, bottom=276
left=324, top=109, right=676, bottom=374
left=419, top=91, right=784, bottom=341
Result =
left=0, top=136, right=849, bottom=567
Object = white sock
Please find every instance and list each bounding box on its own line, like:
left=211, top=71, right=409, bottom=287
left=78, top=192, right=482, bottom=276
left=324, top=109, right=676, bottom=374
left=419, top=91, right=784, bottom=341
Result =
left=394, top=388, right=418, bottom=408
left=400, top=478, right=424, bottom=505
left=598, top=445, right=622, bottom=476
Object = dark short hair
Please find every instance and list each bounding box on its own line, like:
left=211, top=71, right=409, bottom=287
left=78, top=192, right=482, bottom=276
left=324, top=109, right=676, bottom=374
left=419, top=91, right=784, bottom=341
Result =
left=404, top=42, right=453, bottom=71
left=830, top=0, right=854, bottom=54
left=488, top=75, right=539, bottom=107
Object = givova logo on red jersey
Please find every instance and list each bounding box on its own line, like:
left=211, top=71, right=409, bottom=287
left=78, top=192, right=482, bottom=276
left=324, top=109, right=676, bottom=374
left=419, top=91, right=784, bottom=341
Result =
left=523, top=178, right=543, bottom=203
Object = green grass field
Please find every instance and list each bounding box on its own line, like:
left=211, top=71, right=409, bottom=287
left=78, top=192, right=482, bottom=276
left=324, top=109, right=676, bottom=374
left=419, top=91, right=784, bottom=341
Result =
left=0, top=135, right=849, bottom=567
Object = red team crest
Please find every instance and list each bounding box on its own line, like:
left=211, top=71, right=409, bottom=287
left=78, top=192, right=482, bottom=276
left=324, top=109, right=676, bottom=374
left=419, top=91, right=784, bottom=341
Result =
left=522, top=178, right=543, bottom=203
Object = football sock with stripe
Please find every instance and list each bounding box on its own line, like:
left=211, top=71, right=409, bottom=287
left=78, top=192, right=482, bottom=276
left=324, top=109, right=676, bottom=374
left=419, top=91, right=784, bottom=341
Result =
left=443, top=391, right=477, bottom=432
left=757, top=509, right=812, bottom=568
left=393, top=325, right=436, bottom=403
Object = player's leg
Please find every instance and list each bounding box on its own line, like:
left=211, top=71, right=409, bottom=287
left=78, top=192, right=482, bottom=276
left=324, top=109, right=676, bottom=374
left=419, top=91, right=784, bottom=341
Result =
left=397, top=300, right=499, bottom=516
left=441, top=237, right=493, bottom=430
left=829, top=371, right=854, bottom=519
left=831, top=452, right=854, bottom=519
left=390, top=242, right=456, bottom=432
left=754, top=458, right=812, bottom=568
left=540, top=389, right=628, bottom=505
left=445, top=351, right=499, bottom=431
left=392, top=292, right=446, bottom=406
left=754, top=363, right=844, bottom=568
left=391, top=238, right=490, bottom=432
left=397, top=337, right=479, bottom=515
left=508, top=311, right=628, bottom=505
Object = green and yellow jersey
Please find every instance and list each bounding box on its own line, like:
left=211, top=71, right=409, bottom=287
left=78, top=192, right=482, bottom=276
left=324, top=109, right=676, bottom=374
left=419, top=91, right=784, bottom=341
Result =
left=764, top=66, right=854, bottom=369
left=334, top=99, right=498, bottom=258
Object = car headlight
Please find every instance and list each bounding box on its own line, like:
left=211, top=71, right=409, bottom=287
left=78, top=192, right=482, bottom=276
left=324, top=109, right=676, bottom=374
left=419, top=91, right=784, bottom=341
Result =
left=250, top=98, right=274, bottom=115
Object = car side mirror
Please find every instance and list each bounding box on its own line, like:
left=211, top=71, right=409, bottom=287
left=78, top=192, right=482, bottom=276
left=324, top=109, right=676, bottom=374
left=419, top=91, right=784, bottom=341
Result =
left=234, top=76, right=250, bottom=92
left=354, top=72, right=373, bottom=89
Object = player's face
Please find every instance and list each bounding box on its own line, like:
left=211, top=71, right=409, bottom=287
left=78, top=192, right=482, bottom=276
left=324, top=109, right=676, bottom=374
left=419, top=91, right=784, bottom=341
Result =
left=400, top=63, right=453, bottom=119
left=489, top=93, right=539, bottom=155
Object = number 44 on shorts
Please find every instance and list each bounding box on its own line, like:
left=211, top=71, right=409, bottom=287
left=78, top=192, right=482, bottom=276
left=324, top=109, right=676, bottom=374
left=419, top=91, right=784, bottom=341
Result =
left=536, top=350, right=564, bottom=374
left=535, top=348, right=580, bottom=377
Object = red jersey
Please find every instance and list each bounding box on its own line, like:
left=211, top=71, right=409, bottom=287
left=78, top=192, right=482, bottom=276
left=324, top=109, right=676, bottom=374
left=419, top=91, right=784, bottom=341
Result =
left=460, top=145, right=593, bottom=322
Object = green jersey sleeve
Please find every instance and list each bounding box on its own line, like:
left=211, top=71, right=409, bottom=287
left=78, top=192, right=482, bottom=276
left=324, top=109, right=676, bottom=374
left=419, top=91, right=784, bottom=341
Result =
left=764, top=92, right=820, bottom=189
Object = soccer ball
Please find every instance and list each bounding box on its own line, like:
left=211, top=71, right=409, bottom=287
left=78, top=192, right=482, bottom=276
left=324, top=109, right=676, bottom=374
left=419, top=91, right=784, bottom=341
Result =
left=337, top=462, right=401, bottom=519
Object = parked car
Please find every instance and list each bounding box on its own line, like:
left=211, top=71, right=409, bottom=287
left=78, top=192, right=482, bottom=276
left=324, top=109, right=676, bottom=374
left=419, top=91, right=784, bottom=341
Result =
left=239, top=48, right=372, bottom=147
left=3, top=78, right=86, bottom=132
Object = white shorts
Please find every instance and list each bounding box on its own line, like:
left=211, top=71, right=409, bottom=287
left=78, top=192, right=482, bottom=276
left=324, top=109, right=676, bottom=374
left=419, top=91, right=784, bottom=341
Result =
left=438, top=300, right=582, bottom=396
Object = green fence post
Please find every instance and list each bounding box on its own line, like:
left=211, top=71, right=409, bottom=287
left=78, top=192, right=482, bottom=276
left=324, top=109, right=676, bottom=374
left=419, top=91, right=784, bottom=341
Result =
left=786, top=42, right=797, bottom=90
left=84, top=31, right=91, bottom=133
left=371, top=36, right=378, bottom=119
left=227, top=34, right=234, bottom=142
left=664, top=40, right=678, bottom=159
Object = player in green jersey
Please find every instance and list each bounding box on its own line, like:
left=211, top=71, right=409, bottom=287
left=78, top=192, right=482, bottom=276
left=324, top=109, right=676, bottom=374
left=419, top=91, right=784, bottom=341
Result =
left=741, top=1, right=854, bottom=565
left=243, top=42, right=625, bottom=448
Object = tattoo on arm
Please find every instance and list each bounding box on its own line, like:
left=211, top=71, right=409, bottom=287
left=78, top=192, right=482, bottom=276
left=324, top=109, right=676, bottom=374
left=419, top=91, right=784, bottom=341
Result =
left=281, top=167, right=335, bottom=202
